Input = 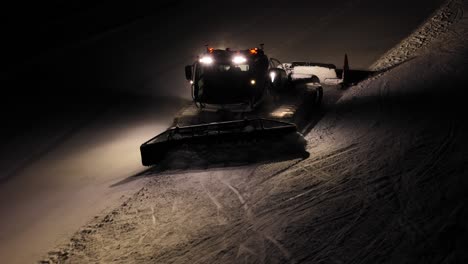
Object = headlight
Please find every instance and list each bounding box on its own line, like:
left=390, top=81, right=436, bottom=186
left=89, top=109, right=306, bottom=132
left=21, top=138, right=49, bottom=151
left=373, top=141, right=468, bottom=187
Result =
left=232, top=56, right=247, bottom=64
left=199, top=56, right=213, bottom=64
left=250, top=79, right=256, bottom=85
left=270, top=72, right=276, bottom=82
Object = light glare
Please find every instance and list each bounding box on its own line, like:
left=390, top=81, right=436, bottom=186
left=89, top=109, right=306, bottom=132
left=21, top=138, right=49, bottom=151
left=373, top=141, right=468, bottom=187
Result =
left=199, top=56, right=213, bottom=64
left=270, top=72, right=276, bottom=82
left=233, top=56, right=247, bottom=64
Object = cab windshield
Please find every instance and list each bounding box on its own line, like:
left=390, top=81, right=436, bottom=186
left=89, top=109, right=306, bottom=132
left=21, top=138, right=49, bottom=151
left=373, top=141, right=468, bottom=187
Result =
left=202, top=63, right=250, bottom=73
left=195, top=62, right=251, bottom=92
left=196, top=63, right=250, bottom=84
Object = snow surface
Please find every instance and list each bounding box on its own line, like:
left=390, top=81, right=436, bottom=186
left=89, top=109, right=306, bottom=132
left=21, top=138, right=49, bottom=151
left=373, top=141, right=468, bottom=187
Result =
left=0, top=98, right=185, bottom=264
left=38, top=1, right=468, bottom=263
left=371, top=0, right=465, bottom=71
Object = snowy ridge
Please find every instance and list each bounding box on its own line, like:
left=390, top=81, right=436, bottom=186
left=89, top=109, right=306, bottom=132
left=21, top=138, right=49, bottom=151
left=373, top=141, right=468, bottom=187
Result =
left=371, top=0, right=465, bottom=71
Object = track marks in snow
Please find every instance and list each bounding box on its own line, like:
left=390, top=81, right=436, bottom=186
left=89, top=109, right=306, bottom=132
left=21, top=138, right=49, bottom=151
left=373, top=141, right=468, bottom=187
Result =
left=218, top=176, right=254, bottom=221
left=200, top=180, right=228, bottom=225
left=48, top=116, right=459, bottom=264
left=43, top=63, right=464, bottom=264
left=151, top=206, right=156, bottom=226
left=217, top=173, right=300, bottom=263
left=43, top=113, right=463, bottom=264
left=290, top=143, right=359, bottom=174
left=237, top=243, right=259, bottom=259
left=264, top=234, right=294, bottom=263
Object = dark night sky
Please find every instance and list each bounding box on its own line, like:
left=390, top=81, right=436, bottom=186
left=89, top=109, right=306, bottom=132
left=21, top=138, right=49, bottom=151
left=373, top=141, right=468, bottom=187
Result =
left=2, top=0, right=444, bottom=105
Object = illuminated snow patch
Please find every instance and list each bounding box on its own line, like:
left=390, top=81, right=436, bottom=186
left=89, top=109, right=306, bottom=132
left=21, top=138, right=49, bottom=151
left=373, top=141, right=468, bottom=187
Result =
left=270, top=105, right=296, bottom=118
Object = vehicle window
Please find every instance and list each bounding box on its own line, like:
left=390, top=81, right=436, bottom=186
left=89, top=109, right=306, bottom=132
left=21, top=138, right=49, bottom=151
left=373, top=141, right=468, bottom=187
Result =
left=216, top=64, right=249, bottom=72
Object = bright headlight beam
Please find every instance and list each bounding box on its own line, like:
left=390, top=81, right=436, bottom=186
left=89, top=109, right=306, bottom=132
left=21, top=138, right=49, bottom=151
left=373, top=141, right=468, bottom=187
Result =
left=232, top=56, right=247, bottom=64
left=199, top=56, right=213, bottom=64
left=270, top=72, right=276, bottom=82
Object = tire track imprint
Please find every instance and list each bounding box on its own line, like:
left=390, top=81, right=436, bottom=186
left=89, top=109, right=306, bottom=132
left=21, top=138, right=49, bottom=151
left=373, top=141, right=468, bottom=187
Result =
left=200, top=180, right=227, bottom=225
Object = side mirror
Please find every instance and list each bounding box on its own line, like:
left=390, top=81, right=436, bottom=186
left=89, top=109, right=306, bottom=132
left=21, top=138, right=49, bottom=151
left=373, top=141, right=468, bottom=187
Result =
left=268, top=68, right=287, bottom=92
left=185, top=65, right=193, bottom=81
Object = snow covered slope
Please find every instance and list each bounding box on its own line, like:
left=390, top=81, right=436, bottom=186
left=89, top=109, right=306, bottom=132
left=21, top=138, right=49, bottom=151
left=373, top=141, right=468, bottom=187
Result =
left=371, top=0, right=465, bottom=71
left=39, top=1, right=468, bottom=263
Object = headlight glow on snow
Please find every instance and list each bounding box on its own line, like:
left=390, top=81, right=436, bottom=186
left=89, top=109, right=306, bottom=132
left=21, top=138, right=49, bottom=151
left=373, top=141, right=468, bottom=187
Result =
left=232, top=56, right=247, bottom=64
left=270, top=72, right=276, bottom=82
left=199, top=56, right=213, bottom=64
left=270, top=106, right=295, bottom=118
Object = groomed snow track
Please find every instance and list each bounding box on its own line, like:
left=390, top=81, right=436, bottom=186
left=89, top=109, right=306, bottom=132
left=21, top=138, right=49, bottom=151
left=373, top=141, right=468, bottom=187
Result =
left=37, top=1, right=468, bottom=263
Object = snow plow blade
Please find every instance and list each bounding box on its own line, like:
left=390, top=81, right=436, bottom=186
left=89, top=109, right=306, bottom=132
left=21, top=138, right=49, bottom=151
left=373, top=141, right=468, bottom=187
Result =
left=140, top=118, right=300, bottom=166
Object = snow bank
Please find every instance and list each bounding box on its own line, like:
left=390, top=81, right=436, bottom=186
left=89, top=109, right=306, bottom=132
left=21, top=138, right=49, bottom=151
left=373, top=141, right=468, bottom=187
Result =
left=301, top=2, right=468, bottom=262
left=371, top=0, right=465, bottom=71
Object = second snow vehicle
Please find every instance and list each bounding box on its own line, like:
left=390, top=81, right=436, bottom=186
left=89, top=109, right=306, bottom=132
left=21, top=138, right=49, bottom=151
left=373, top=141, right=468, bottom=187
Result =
left=140, top=45, right=352, bottom=166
